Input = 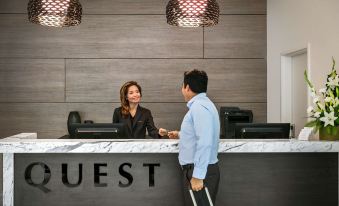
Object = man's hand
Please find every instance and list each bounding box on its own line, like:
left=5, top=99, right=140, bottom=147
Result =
left=168, top=130, right=179, bottom=139
left=190, top=177, right=204, bottom=191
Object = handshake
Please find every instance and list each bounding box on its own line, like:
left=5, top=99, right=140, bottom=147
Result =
left=158, top=128, right=179, bottom=139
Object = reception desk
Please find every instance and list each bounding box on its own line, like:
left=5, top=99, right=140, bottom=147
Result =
left=0, top=133, right=338, bottom=206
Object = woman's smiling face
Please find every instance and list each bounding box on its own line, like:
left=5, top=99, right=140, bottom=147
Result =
left=127, top=85, right=141, bottom=104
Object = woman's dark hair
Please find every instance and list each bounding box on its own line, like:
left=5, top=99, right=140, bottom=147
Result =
left=183, top=69, right=208, bottom=93
left=119, top=81, right=142, bottom=117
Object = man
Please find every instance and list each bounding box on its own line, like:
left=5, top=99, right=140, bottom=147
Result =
left=168, top=69, right=220, bottom=205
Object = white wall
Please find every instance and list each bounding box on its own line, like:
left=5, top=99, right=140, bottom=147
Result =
left=267, top=0, right=339, bottom=122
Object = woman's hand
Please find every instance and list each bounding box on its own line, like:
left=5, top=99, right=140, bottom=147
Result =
left=158, top=128, right=168, bottom=136
left=168, top=130, right=179, bottom=139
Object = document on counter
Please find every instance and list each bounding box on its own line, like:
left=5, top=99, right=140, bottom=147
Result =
left=298, top=127, right=314, bottom=140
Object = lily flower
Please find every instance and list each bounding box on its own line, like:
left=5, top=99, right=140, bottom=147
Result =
left=320, top=111, right=338, bottom=127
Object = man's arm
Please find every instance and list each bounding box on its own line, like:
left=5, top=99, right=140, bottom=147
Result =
left=191, top=104, right=214, bottom=180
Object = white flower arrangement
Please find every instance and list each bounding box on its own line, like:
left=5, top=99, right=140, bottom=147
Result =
left=305, top=58, right=339, bottom=130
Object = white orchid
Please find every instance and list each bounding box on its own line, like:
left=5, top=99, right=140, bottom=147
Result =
left=319, top=88, right=327, bottom=94
left=326, top=76, right=339, bottom=89
left=310, top=91, right=316, bottom=98
left=325, top=96, right=333, bottom=102
left=307, top=106, right=313, bottom=114
left=313, top=96, right=320, bottom=104
left=334, top=97, right=339, bottom=107
left=320, top=111, right=338, bottom=127
left=314, top=112, right=321, bottom=118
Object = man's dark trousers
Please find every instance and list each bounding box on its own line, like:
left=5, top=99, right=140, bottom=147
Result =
left=182, top=163, right=220, bottom=206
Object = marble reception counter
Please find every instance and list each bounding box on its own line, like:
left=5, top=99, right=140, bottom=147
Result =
left=0, top=133, right=338, bottom=206
left=1, top=134, right=339, bottom=153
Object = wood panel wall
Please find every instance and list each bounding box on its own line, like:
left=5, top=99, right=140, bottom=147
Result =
left=0, top=0, right=267, bottom=138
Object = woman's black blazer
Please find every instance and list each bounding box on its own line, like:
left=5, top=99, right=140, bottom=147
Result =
left=112, top=105, right=160, bottom=139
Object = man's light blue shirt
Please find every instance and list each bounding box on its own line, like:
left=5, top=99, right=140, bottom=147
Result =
left=179, top=93, right=220, bottom=179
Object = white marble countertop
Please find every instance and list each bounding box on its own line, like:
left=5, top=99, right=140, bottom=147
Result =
left=1, top=133, right=339, bottom=153
left=2, top=134, right=338, bottom=206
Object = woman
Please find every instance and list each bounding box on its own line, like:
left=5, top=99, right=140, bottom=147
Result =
left=113, top=81, right=167, bottom=138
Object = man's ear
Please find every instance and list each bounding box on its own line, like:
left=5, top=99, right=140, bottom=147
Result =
left=184, top=84, right=190, bottom=92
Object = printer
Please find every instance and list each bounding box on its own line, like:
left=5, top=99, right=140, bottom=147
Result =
left=220, top=107, right=253, bottom=139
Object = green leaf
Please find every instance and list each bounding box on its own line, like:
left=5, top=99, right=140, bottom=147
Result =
left=304, top=70, right=314, bottom=89
left=314, top=121, right=323, bottom=132
left=329, top=90, right=335, bottom=99
left=305, top=120, right=317, bottom=127
left=316, top=102, right=324, bottom=111
left=332, top=57, right=336, bottom=71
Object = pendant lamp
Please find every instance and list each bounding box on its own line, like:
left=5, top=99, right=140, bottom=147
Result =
left=166, top=0, right=219, bottom=27
left=28, top=0, right=82, bottom=27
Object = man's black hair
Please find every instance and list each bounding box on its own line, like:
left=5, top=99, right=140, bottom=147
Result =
left=183, top=69, right=208, bottom=93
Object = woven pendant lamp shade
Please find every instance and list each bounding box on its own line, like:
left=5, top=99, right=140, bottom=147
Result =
left=166, top=0, right=219, bottom=27
left=28, top=0, right=82, bottom=27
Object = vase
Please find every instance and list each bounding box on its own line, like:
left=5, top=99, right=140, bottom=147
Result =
left=319, top=126, right=339, bottom=140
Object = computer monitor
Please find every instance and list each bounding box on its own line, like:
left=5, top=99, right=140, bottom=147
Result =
left=70, top=123, right=128, bottom=139
left=234, top=123, right=290, bottom=139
